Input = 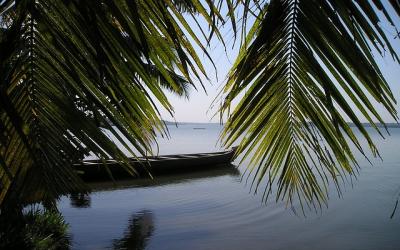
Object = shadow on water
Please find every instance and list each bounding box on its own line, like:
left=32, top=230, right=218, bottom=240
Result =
left=69, top=193, right=91, bottom=208
left=112, top=210, right=155, bottom=250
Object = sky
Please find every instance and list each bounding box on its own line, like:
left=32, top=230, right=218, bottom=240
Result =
left=159, top=44, right=239, bottom=123
left=159, top=19, right=241, bottom=123
left=159, top=3, right=400, bottom=123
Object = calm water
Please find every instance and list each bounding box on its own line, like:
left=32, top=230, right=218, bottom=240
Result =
left=58, top=124, right=400, bottom=250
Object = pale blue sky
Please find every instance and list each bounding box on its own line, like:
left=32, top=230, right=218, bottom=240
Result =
left=160, top=4, right=400, bottom=123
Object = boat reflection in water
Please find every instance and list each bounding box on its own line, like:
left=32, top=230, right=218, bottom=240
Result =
left=112, top=210, right=155, bottom=250
left=71, top=163, right=240, bottom=197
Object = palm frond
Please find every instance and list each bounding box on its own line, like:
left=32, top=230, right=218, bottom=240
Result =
left=145, top=63, right=191, bottom=98
left=220, top=0, right=399, bottom=209
left=0, top=0, right=229, bottom=207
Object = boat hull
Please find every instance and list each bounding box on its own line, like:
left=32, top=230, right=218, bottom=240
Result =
left=74, top=148, right=236, bottom=181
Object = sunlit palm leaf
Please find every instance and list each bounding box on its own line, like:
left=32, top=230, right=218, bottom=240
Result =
left=220, top=0, right=399, bottom=209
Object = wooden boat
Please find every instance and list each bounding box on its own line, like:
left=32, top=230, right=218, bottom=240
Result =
left=74, top=147, right=237, bottom=181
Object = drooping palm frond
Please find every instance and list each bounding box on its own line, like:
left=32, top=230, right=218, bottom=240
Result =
left=0, top=0, right=232, bottom=208
left=220, top=0, right=399, bottom=209
left=145, top=63, right=191, bottom=98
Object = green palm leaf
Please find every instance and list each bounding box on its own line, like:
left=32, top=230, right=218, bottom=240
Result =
left=0, top=0, right=230, bottom=207
left=220, top=0, right=399, bottom=208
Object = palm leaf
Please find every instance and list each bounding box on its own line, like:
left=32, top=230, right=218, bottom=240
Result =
left=220, top=0, right=399, bottom=209
left=0, top=0, right=230, bottom=207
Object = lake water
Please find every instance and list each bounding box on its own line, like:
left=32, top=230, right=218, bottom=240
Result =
left=58, top=124, right=400, bottom=250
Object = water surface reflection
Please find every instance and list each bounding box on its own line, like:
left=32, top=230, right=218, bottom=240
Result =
left=70, top=193, right=91, bottom=208
left=112, top=210, right=154, bottom=250
left=87, top=164, right=240, bottom=192
left=58, top=125, right=400, bottom=250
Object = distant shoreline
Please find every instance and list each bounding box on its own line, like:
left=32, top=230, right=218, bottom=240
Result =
left=163, top=120, right=223, bottom=126
left=163, top=120, right=400, bottom=128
